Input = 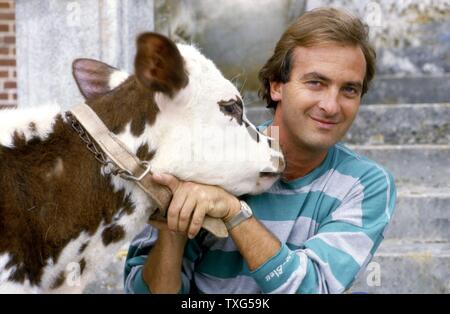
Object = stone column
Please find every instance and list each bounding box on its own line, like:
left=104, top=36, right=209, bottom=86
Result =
left=16, top=0, right=154, bottom=110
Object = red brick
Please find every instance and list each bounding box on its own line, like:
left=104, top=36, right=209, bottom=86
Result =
left=4, top=81, right=16, bottom=89
left=3, top=36, right=14, bottom=44
left=0, top=59, right=15, bottom=66
left=0, top=3, right=10, bottom=9
left=0, top=13, right=14, bottom=20
left=0, top=105, right=16, bottom=109
left=0, top=70, right=8, bottom=77
left=0, top=93, right=8, bottom=100
left=0, top=24, right=8, bottom=32
left=0, top=47, right=8, bottom=54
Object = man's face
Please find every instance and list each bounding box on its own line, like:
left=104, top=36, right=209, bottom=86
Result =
left=270, top=44, right=366, bottom=152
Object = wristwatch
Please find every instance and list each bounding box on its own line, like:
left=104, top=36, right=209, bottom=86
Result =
left=224, top=200, right=253, bottom=231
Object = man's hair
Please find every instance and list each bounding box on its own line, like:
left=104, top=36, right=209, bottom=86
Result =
left=258, top=7, right=376, bottom=109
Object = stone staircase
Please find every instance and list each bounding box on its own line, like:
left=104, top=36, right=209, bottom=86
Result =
left=245, top=75, right=450, bottom=294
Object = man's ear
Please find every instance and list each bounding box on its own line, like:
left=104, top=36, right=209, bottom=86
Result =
left=134, top=32, right=188, bottom=98
left=270, top=81, right=283, bottom=102
left=72, top=58, right=129, bottom=99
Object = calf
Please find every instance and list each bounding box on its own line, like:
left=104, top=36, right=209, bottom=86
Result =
left=0, top=33, right=284, bottom=293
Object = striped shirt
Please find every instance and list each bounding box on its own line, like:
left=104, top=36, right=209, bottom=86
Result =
left=124, top=141, right=396, bottom=294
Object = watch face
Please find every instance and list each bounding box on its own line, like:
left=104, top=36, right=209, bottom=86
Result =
left=241, top=201, right=253, bottom=217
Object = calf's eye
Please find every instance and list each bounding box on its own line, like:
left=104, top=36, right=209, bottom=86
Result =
left=218, top=96, right=244, bottom=125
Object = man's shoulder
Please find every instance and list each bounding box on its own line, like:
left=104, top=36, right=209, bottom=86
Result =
left=332, top=143, right=394, bottom=182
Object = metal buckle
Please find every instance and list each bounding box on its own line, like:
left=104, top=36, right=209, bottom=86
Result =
left=119, top=161, right=152, bottom=182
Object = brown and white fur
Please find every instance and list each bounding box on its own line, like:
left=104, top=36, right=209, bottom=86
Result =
left=0, top=33, right=284, bottom=293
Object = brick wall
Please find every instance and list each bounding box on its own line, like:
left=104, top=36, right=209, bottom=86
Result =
left=0, top=0, right=16, bottom=109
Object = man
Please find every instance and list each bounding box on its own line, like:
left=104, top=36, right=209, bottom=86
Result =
left=124, top=7, right=396, bottom=294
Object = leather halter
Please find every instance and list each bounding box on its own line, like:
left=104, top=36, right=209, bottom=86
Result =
left=68, top=103, right=228, bottom=238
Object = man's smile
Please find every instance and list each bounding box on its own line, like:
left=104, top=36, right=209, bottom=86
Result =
left=309, top=115, right=339, bottom=129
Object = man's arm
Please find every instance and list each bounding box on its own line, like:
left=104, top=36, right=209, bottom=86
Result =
left=223, top=206, right=281, bottom=271
left=141, top=225, right=187, bottom=293
left=145, top=173, right=298, bottom=294
left=152, top=173, right=282, bottom=272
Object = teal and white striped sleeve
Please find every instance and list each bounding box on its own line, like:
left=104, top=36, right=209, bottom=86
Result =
left=124, top=226, right=202, bottom=294
left=123, top=225, right=157, bottom=294
left=123, top=225, right=156, bottom=293
left=249, top=166, right=397, bottom=294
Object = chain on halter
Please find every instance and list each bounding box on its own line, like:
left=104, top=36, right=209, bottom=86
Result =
left=65, top=112, right=133, bottom=178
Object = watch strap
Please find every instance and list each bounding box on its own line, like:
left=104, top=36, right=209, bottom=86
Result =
left=224, top=201, right=253, bottom=231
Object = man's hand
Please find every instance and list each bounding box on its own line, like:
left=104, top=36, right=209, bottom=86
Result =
left=151, top=173, right=241, bottom=239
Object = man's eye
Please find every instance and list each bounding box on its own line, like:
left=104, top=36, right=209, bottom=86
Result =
left=344, top=86, right=358, bottom=95
left=306, top=80, right=322, bottom=87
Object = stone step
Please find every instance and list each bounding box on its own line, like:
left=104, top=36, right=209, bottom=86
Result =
left=345, top=103, right=450, bottom=145
left=386, top=187, right=450, bottom=241
left=246, top=103, right=450, bottom=145
left=89, top=240, right=450, bottom=294
left=349, top=240, right=450, bottom=293
left=363, top=75, right=450, bottom=105
left=348, top=145, right=450, bottom=188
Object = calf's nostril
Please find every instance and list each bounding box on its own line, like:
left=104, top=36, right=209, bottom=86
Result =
left=259, top=171, right=280, bottom=178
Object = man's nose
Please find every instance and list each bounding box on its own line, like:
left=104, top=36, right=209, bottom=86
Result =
left=319, top=89, right=340, bottom=116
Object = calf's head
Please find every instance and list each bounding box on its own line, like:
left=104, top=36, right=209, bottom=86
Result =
left=73, top=33, right=284, bottom=195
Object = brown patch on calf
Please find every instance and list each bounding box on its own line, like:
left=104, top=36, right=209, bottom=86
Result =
left=78, top=242, right=89, bottom=254
left=12, top=130, right=26, bottom=147
left=86, top=76, right=160, bottom=137
left=79, top=258, right=86, bottom=275
left=101, top=224, right=125, bottom=246
left=51, top=271, right=66, bottom=290
left=136, top=143, right=156, bottom=161
left=135, top=33, right=188, bottom=98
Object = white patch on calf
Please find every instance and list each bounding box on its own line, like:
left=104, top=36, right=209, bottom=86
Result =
left=0, top=253, right=13, bottom=283
left=114, top=122, right=153, bottom=156
left=0, top=104, right=61, bottom=148
left=108, top=70, right=130, bottom=90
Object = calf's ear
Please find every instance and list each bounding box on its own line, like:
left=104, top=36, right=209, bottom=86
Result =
left=134, top=32, right=188, bottom=98
left=72, top=58, right=129, bottom=99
